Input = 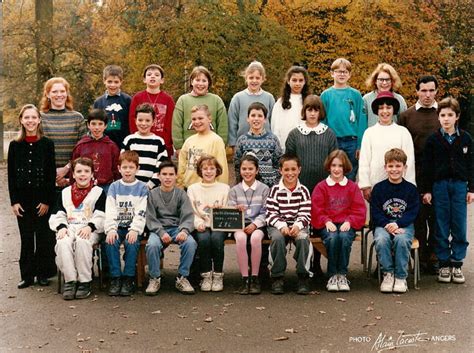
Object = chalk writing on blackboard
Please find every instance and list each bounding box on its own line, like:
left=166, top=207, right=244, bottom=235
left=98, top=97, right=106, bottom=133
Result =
left=211, top=208, right=244, bottom=231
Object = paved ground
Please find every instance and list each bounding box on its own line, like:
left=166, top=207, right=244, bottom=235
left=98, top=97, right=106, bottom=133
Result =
left=0, top=164, right=473, bottom=353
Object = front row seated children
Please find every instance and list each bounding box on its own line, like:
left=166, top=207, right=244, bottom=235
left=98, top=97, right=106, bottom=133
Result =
left=187, top=156, right=230, bottom=292
left=266, top=153, right=313, bottom=295
left=229, top=154, right=270, bottom=295
left=104, top=151, right=148, bottom=296
left=145, top=160, right=197, bottom=295
left=311, top=150, right=366, bottom=292
left=49, top=157, right=106, bottom=300
left=371, top=148, right=420, bottom=294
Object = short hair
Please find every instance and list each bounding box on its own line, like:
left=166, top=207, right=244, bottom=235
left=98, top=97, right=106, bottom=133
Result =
left=72, top=156, right=94, bottom=171
left=158, top=159, right=177, bottom=174
left=191, top=104, right=211, bottom=117
left=365, top=63, right=402, bottom=92
left=118, top=150, right=139, bottom=168
left=242, top=61, right=266, bottom=80
left=87, top=109, right=108, bottom=124
left=416, top=75, right=438, bottom=90
left=103, top=65, right=123, bottom=80
left=331, top=58, right=352, bottom=72
left=301, top=94, right=326, bottom=121
left=135, top=103, right=156, bottom=119
left=247, top=102, right=268, bottom=118
left=189, top=66, right=212, bottom=90
left=324, top=149, right=352, bottom=174
left=143, top=64, right=164, bottom=78
left=16, top=104, right=44, bottom=142
left=437, top=97, right=460, bottom=116
left=384, top=148, right=407, bottom=165
left=279, top=153, right=301, bottom=168
left=196, top=155, right=223, bottom=178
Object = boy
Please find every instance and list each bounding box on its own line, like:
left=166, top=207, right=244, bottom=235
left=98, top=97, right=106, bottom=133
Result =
left=422, top=97, right=473, bottom=284
left=145, top=160, right=197, bottom=295
left=266, top=153, right=313, bottom=295
left=93, top=65, right=132, bottom=148
left=122, top=103, right=168, bottom=190
left=321, top=58, right=367, bottom=181
left=128, top=64, right=175, bottom=157
left=234, top=102, right=282, bottom=187
left=71, top=109, right=120, bottom=194
left=371, top=148, right=420, bottom=294
left=104, top=151, right=148, bottom=296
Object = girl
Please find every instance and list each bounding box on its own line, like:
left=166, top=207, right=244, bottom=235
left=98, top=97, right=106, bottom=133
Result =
left=8, top=104, right=56, bottom=288
left=187, top=156, right=230, bottom=292
left=363, top=63, right=407, bottom=127
left=172, top=66, right=228, bottom=154
left=228, top=61, right=275, bottom=149
left=311, top=150, right=366, bottom=292
left=229, top=154, right=270, bottom=295
left=49, top=157, right=106, bottom=300
left=271, top=65, right=310, bottom=151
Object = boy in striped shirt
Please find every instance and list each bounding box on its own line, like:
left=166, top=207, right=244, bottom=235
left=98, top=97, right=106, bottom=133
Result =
left=266, top=154, right=313, bottom=295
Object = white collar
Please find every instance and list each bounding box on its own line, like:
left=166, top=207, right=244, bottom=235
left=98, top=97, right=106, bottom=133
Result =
left=244, top=88, right=263, bottom=96
left=415, top=101, right=438, bottom=110
left=242, top=180, right=258, bottom=191
left=278, top=179, right=302, bottom=192
left=326, top=176, right=348, bottom=186
left=297, top=122, right=328, bottom=135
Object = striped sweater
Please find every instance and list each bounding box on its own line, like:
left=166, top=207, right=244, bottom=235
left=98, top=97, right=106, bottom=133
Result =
left=228, top=180, right=269, bottom=228
left=266, top=179, right=311, bottom=230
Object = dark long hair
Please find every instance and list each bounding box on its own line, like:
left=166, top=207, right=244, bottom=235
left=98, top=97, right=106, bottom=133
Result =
left=280, top=65, right=310, bottom=110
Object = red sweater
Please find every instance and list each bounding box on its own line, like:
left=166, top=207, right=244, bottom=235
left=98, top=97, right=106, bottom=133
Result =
left=129, top=90, right=175, bottom=157
left=311, top=177, right=366, bottom=230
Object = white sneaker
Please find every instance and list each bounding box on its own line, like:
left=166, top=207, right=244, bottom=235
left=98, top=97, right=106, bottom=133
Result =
left=380, top=272, right=394, bottom=293
left=175, top=276, right=195, bottom=294
left=438, top=267, right=452, bottom=283
left=451, top=268, right=465, bottom=284
left=337, top=275, right=350, bottom=292
left=393, top=278, right=408, bottom=293
left=326, top=275, right=339, bottom=292
left=200, top=272, right=212, bottom=292
left=212, top=272, right=224, bottom=292
left=145, top=277, right=161, bottom=296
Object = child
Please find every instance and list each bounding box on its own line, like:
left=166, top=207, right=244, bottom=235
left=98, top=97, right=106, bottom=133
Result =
left=145, top=160, right=197, bottom=295
left=122, top=103, right=168, bottom=190
left=93, top=65, right=132, bottom=148
left=172, top=66, right=228, bottom=154
left=72, top=109, right=120, bottom=194
left=234, top=102, right=282, bottom=187
left=359, top=91, right=416, bottom=201
left=271, top=65, right=310, bottom=151
left=177, top=105, right=229, bottom=188
left=187, top=156, right=230, bottom=292
left=104, top=151, right=148, bottom=296
left=128, top=64, right=175, bottom=157
left=228, top=61, right=275, bottom=149
left=8, top=104, right=56, bottom=288
left=266, top=154, right=313, bottom=295
left=49, top=157, right=106, bottom=300
left=422, top=97, right=473, bottom=284
left=371, top=149, right=420, bottom=293
left=321, top=58, right=367, bottom=181
left=311, top=150, right=366, bottom=292
left=229, top=154, right=269, bottom=294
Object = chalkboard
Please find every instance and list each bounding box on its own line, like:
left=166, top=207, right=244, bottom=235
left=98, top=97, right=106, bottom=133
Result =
left=211, top=207, right=244, bottom=231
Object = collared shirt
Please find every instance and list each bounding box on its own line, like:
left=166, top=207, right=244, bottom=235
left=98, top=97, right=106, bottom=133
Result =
left=242, top=180, right=258, bottom=192
left=249, top=128, right=267, bottom=137
left=415, top=101, right=438, bottom=110
left=441, top=127, right=460, bottom=145
left=296, top=122, right=328, bottom=136
left=325, top=176, right=348, bottom=186
left=105, top=90, right=122, bottom=99
left=244, top=88, right=263, bottom=96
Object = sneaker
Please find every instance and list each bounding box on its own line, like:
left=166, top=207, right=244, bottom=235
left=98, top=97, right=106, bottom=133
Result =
left=120, top=277, right=135, bottom=296
left=271, top=277, right=285, bottom=295
left=393, top=278, right=408, bottom=293
left=62, top=281, right=76, bottom=300
left=326, top=275, right=339, bottom=292
left=175, top=276, right=195, bottom=294
left=200, top=272, right=213, bottom=292
left=380, top=272, right=394, bottom=293
left=212, top=272, right=224, bottom=292
left=75, top=282, right=91, bottom=299
left=438, top=267, right=452, bottom=283
left=249, top=276, right=261, bottom=295
left=296, top=274, right=310, bottom=295
left=337, top=275, right=350, bottom=292
left=145, top=277, right=161, bottom=296
left=108, top=277, right=121, bottom=296
left=451, top=267, right=465, bottom=284
left=238, top=277, right=250, bottom=295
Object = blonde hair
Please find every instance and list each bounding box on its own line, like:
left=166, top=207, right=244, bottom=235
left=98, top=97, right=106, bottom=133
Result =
left=365, top=63, right=402, bottom=91
left=39, top=77, right=74, bottom=112
left=191, top=104, right=211, bottom=118
left=331, top=58, right=352, bottom=72
left=16, top=104, right=44, bottom=142
left=241, top=61, right=266, bottom=80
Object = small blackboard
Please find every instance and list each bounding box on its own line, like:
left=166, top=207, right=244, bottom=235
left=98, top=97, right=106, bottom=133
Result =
left=211, top=207, right=244, bottom=231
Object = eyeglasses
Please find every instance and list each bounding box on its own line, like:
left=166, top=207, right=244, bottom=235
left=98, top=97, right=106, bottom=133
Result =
left=377, top=78, right=392, bottom=83
left=333, top=70, right=349, bottom=75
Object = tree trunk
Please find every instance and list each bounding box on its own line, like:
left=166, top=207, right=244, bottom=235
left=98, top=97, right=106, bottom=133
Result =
left=35, top=0, right=53, bottom=100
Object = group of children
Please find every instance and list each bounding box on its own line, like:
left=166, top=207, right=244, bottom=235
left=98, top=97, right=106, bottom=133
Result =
left=7, top=57, right=472, bottom=300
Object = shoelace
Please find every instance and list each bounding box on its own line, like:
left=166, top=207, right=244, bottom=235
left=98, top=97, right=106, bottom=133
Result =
left=328, top=276, right=338, bottom=285
left=338, top=276, right=350, bottom=285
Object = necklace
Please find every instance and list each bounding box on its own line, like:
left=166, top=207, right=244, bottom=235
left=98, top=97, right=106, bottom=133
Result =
left=243, top=186, right=256, bottom=215
left=159, top=188, right=175, bottom=205
left=146, top=91, right=160, bottom=106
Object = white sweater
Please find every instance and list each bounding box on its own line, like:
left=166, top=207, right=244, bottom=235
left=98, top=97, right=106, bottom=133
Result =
left=271, top=94, right=303, bottom=151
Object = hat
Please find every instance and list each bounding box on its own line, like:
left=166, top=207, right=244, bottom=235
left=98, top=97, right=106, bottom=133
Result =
left=371, top=91, right=400, bottom=115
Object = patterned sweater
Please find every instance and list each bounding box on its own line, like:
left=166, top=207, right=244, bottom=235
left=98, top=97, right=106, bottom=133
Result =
left=228, top=180, right=270, bottom=228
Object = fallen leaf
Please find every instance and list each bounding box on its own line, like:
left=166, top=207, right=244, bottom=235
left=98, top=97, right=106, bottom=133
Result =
left=341, top=318, right=347, bottom=322
left=204, top=317, right=213, bottom=323
left=236, top=334, right=242, bottom=337
left=256, top=306, right=266, bottom=310
left=375, top=316, right=382, bottom=320
left=336, top=298, right=346, bottom=302
left=177, top=314, right=187, bottom=319
left=91, top=298, right=98, bottom=302
left=184, top=337, right=192, bottom=341
left=285, top=328, right=297, bottom=333
left=395, top=301, right=403, bottom=304
left=69, top=306, right=76, bottom=309
left=7, top=295, right=16, bottom=299
left=112, top=305, right=120, bottom=309
left=77, top=338, right=84, bottom=342
left=429, top=301, right=437, bottom=305
left=99, top=339, right=105, bottom=343
left=37, top=288, right=44, bottom=292
left=309, top=290, right=320, bottom=295
left=216, top=327, right=225, bottom=332
left=442, top=310, right=451, bottom=314
left=319, top=311, right=326, bottom=314
left=72, top=314, right=78, bottom=317
left=303, top=315, right=309, bottom=318
left=363, top=323, right=377, bottom=327
left=151, top=310, right=161, bottom=314
left=125, top=330, right=138, bottom=335
left=195, top=327, right=203, bottom=331
left=274, top=336, right=289, bottom=341
left=366, top=306, right=374, bottom=312
left=109, top=330, right=117, bottom=334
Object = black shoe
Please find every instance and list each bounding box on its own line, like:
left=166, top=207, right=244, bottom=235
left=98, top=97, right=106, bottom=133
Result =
left=63, top=281, right=76, bottom=300
left=17, top=279, right=34, bottom=289
left=297, top=274, right=310, bottom=295
left=249, top=276, right=261, bottom=295
left=37, top=277, right=50, bottom=286
left=238, top=277, right=249, bottom=295
left=120, top=277, right=135, bottom=296
left=271, top=277, right=285, bottom=295
left=108, top=277, right=121, bottom=296
left=75, top=282, right=91, bottom=299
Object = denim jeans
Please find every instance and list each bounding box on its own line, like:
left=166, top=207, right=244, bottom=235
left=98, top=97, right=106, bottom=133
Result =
left=105, top=228, right=141, bottom=278
left=374, top=224, right=414, bottom=279
left=337, top=137, right=358, bottom=181
left=146, top=227, right=197, bottom=278
left=194, top=229, right=226, bottom=273
left=432, top=180, right=469, bottom=267
left=320, top=226, right=355, bottom=277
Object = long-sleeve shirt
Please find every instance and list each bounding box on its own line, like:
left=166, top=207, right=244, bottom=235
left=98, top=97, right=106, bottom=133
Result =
left=187, top=181, right=230, bottom=229
left=228, top=180, right=270, bottom=228
left=271, top=94, right=303, bottom=151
